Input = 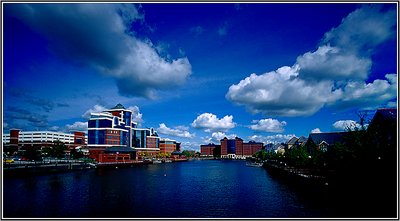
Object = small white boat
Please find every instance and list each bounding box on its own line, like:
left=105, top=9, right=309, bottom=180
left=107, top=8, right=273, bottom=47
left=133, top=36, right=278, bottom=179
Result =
left=152, top=160, right=162, bottom=164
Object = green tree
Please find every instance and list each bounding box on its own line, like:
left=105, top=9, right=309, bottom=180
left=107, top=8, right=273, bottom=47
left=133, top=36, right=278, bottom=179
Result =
left=182, top=150, right=192, bottom=158
left=285, top=145, right=310, bottom=168
left=52, top=140, right=68, bottom=158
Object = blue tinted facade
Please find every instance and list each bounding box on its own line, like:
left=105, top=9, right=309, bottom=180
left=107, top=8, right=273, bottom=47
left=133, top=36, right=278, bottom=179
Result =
left=87, top=104, right=133, bottom=148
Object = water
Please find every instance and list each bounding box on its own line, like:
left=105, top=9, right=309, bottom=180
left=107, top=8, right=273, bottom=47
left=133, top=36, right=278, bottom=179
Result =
left=1, top=160, right=361, bottom=218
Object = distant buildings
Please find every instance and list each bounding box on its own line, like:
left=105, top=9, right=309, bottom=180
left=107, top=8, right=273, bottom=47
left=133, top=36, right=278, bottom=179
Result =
left=2, top=129, right=87, bottom=158
left=306, top=132, right=349, bottom=153
left=200, top=137, right=263, bottom=159
left=3, top=129, right=87, bottom=149
left=200, top=143, right=220, bottom=157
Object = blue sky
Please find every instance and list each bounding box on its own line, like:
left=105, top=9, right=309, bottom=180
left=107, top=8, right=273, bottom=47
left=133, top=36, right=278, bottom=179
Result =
left=3, top=3, right=397, bottom=150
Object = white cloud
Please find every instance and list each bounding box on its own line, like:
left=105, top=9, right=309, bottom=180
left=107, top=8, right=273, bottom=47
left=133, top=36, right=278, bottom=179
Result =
left=248, top=134, right=296, bottom=145
left=332, top=74, right=397, bottom=109
left=180, top=141, right=201, bottom=152
left=65, top=121, right=88, bottom=132
left=48, top=126, right=60, bottom=131
left=297, top=45, right=371, bottom=81
left=82, top=104, right=107, bottom=119
left=226, top=66, right=341, bottom=116
left=226, top=5, right=396, bottom=117
left=191, top=113, right=235, bottom=132
left=8, top=4, right=192, bottom=99
left=203, top=132, right=237, bottom=144
left=127, top=105, right=143, bottom=126
left=157, top=123, right=195, bottom=138
left=332, top=120, right=361, bottom=131
left=322, top=5, right=396, bottom=52
left=311, top=128, right=322, bottom=133
left=250, top=118, right=287, bottom=133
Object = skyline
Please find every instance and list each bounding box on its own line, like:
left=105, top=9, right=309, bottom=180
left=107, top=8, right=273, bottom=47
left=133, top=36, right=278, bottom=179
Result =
left=3, top=3, right=398, bottom=150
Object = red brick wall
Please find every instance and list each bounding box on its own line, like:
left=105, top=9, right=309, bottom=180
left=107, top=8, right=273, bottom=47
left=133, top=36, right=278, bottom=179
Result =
left=243, top=143, right=252, bottom=156
left=74, top=131, right=86, bottom=145
left=235, top=139, right=243, bottom=156
left=220, top=138, right=227, bottom=155
left=98, top=153, right=130, bottom=163
left=160, top=143, right=176, bottom=155
left=10, top=129, right=20, bottom=146
left=201, top=145, right=215, bottom=156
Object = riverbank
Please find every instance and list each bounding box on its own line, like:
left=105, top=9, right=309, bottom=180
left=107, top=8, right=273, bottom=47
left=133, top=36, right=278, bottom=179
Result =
left=3, top=158, right=189, bottom=175
left=263, top=161, right=397, bottom=218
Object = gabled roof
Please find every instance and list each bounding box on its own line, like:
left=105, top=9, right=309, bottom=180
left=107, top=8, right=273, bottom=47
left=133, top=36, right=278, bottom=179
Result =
left=287, top=136, right=298, bottom=145
left=297, top=136, right=308, bottom=143
left=272, top=143, right=285, bottom=149
left=370, top=108, right=397, bottom=124
left=308, top=132, right=348, bottom=146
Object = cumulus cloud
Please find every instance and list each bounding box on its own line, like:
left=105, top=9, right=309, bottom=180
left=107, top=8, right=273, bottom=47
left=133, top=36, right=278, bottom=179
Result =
left=250, top=118, right=287, bottom=133
left=157, top=123, right=195, bottom=138
left=248, top=134, right=296, bottom=145
left=7, top=4, right=192, bottom=99
left=332, top=74, right=397, bottom=109
left=311, top=128, right=322, bottom=133
left=127, top=105, right=143, bottom=126
left=226, top=5, right=397, bottom=117
left=191, top=113, right=235, bottom=132
left=296, top=45, right=371, bottom=81
left=226, top=66, right=341, bottom=116
left=204, top=132, right=237, bottom=144
left=66, top=121, right=88, bottom=132
left=322, top=5, right=396, bottom=52
left=82, top=104, right=107, bottom=119
left=332, top=120, right=362, bottom=131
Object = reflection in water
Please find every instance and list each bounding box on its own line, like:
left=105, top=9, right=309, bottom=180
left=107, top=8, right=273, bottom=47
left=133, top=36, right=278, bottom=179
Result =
left=2, top=160, right=385, bottom=218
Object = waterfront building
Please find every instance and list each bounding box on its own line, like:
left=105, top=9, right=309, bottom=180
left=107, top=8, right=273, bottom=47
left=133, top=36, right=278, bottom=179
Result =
left=159, top=138, right=177, bottom=155
left=200, top=143, right=217, bottom=156
left=220, top=137, right=243, bottom=159
left=87, top=103, right=137, bottom=161
left=87, top=103, right=132, bottom=148
left=2, top=129, right=87, bottom=149
left=306, top=132, right=349, bottom=153
left=132, top=128, right=160, bottom=158
left=286, top=137, right=298, bottom=150
left=242, top=141, right=263, bottom=157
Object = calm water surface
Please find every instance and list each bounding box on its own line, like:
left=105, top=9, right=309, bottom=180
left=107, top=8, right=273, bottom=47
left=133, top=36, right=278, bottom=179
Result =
left=4, top=160, right=340, bottom=218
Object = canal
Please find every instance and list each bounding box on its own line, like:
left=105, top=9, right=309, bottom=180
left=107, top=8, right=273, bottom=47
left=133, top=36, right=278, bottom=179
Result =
left=1, top=159, right=375, bottom=218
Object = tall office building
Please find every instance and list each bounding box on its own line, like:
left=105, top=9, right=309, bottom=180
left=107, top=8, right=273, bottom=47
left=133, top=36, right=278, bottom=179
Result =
left=87, top=103, right=132, bottom=148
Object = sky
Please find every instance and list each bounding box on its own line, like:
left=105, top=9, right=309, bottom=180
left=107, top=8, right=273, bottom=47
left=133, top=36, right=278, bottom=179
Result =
left=3, top=3, right=398, bottom=151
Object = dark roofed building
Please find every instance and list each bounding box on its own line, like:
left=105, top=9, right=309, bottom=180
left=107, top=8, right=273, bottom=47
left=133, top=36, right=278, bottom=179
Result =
left=296, top=136, right=308, bottom=146
left=306, top=132, right=349, bottom=152
left=367, top=108, right=397, bottom=159
left=286, top=136, right=298, bottom=149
